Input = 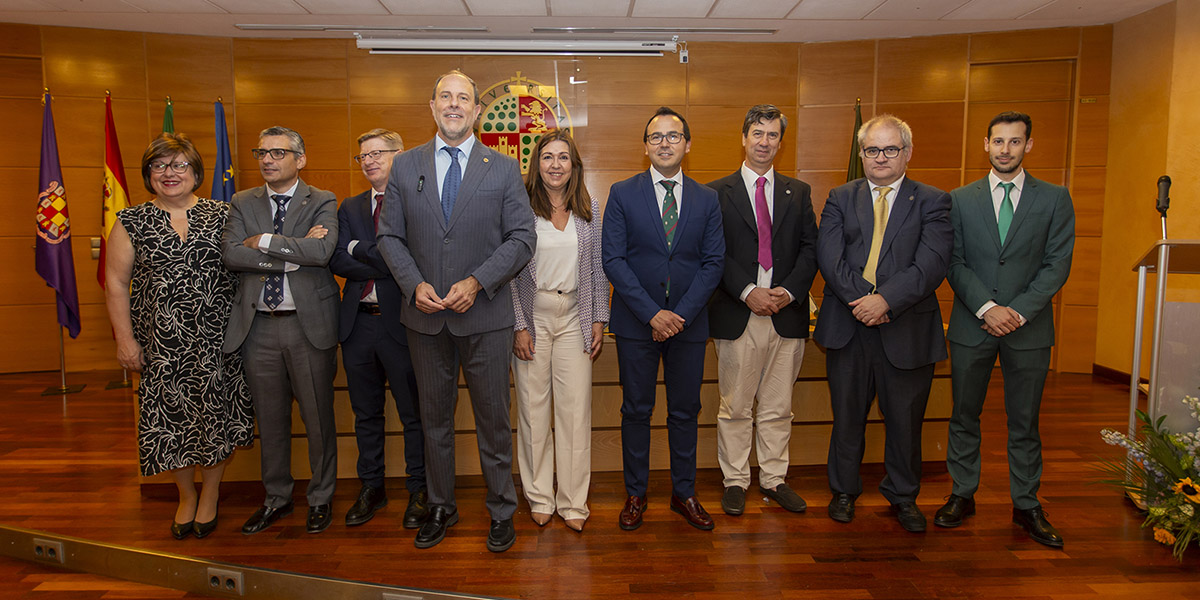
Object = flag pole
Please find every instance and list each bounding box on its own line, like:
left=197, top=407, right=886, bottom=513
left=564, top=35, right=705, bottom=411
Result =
left=42, top=326, right=84, bottom=396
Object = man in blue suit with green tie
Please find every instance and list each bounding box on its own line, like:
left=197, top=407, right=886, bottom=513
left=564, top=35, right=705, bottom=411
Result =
left=934, top=111, right=1074, bottom=548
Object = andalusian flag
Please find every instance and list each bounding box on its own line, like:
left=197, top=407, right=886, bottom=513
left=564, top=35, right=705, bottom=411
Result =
left=99, top=94, right=129, bottom=289
left=35, top=92, right=82, bottom=338
left=162, top=96, right=174, bottom=133
left=847, top=99, right=865, bottom=182
left=211, top=100, right=235, bottom=202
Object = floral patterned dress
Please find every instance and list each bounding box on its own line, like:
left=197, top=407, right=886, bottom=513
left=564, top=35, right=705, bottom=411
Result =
left=118, top=198, right=254, bottom=476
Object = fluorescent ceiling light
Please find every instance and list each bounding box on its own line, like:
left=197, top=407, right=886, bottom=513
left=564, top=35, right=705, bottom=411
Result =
left=355, top=38, right=679, bottom=56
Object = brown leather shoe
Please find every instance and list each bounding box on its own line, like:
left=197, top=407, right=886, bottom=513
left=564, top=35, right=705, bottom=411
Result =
left=670, top=495, right=714, bottom=531
left=619, top=495, right=647, bottom=530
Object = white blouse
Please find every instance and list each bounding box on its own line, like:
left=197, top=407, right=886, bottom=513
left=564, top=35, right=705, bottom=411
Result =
left=533, top=215, right=579, bottom=293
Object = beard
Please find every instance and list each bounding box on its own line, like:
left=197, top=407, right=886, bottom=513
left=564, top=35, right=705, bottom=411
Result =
left=990, top=154, right=1022, bottom=174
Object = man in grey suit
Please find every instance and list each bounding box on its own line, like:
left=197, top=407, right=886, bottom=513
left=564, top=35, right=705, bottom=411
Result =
left=935, top=111, right=1074, bottom=548
left=222, top=126, right=340, bottom=535
left=377, top=70, right=535, bottom=552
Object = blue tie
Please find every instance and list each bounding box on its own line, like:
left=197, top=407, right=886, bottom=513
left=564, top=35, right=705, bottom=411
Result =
left=441, top=146, right=461, bottom=224
left=262, top=194, right=289, bottom=309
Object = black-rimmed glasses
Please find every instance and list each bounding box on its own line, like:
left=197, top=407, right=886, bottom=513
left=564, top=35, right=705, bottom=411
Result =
left=251, top=148, right=301, bottom=160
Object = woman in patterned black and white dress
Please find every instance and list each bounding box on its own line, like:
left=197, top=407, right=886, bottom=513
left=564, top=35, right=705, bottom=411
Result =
left=105, top=133, right=253, bottom=540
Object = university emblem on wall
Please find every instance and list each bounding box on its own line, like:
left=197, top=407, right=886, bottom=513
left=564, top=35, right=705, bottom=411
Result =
left=479, top=72, right=573, bottom=174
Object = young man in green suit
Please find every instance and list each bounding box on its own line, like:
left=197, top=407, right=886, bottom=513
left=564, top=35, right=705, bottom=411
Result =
left=935, top=111, right=1075, bottom=548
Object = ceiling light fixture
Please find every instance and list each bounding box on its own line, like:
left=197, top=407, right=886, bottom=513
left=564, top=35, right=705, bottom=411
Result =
left=354, top=37, right=679, bottom=57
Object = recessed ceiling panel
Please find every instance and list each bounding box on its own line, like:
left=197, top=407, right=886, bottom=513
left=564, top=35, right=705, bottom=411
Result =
left=0, top=0, right=60, bottom=11
left=294, top=0, right=389, bottom=15
left=464, top=0, right=547, bottom=17
left=122, top=0, right=227, bottom=13
left=1023, top=0, right=1166, bottom=21
left=865, top=0, right=967, bottom=21
left=550, top=0, right=630, bottom=17
left=943, top=0, right=1053, bottom=20
left=40, top=0, right=142, bottom=12
left=789, top=0, right=884, bottom=19
left=207, top=0, right=307, bottom=14
left=710, top=0, right=799, bottom=19
left=631, top=0, right=716, bottom=18
left=379, top=0, right=468, bottom=16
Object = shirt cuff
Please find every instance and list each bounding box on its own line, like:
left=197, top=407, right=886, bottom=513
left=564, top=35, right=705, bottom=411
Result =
left=975, top=300, right=998, bottom=320
left=257, top=233, right=272, bottom=252
left=347, top=240, right=359, bottom=255
left=739, top=284, right=756, bottom=303
left=284, top=262, right=299, bottom=272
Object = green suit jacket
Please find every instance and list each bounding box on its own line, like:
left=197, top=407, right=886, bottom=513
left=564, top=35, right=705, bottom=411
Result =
left=945, top=173, right=1075, bottom=350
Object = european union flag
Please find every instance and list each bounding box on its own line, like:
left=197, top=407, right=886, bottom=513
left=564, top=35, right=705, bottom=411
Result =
left=212, top=100, right=235, bottom=202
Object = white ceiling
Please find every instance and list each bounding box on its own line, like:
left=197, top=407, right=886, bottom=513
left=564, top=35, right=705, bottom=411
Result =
left=0, top=0, right=1174, bottom=42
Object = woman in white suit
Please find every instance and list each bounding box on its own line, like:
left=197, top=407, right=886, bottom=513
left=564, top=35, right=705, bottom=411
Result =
left=510, top=130, right=609, bottom=532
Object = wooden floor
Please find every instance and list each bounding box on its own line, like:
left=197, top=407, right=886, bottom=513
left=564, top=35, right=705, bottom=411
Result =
left=1, top=369, right=1197, bottom=599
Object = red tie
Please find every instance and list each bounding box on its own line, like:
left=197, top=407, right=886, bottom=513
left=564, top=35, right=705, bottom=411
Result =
left=361, top=193, right=383, bottom=300
left=755, top=176, right=773, bottom=271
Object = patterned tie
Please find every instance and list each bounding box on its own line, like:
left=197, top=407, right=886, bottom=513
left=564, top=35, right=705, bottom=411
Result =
left=754, top=176, right=773, bottom=271
left=442, top=146, right=461, bottom=224
left=998, top=181, right=1015, bottom=245
left=661, top=179, right=678, bottom=297
left=862, top=186, right=891, bottom=287
left=361, top=193, right=383, bottom=300
left=262, top=194, right=289, bottom=309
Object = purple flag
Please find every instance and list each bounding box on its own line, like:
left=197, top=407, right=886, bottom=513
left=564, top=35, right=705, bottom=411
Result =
left=34, top=92, right=81, bottom=339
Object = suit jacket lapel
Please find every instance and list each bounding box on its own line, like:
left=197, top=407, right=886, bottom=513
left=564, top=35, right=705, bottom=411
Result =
left=973, top=180, right=1003, bottom=252
left=282, top=181, right=310, bottom=237
left=1003, top=175, right=1038, bottom=254
left=418, top=141, right=445, bottom=231
left=880, top=179, right=915, bottom=256
left=642, top=173, right=670, bottom=252
left=252, top=187, right=275, bottom=236
left=447, top=143, right=491, bottom=231
left=853, top=180, right=874, bottom=257
left=671, top=177, right=699, bottom=254
left=358, top=190, right=374, bottom=237
left=772, top=177, right=794, bottom=231
left=728, top=177, right=757, bottom=234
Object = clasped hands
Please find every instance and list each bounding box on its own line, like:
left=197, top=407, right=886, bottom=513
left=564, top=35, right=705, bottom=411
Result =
left=414, top=276, right=481, bottom=314
left=745, top=286, right=793, bottom=316
left=849, top=293, right=890, bottom=327
left=242, top=225, right=329, bottom=248
left=981, top=305, right=1022, bottom=337
left=650, top=309, right=685, bottom=342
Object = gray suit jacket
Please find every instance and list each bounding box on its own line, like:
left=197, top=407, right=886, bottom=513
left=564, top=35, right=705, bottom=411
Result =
left=377, top=137, right=535, bottom=336
left=946, top=173, right=1074, bottom=349
left=221, top=180, right=340, bottom=352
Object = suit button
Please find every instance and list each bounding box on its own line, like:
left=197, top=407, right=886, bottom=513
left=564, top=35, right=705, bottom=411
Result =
left=660, top=282, right=666, bottom=287
left=443, top=238, right=449, bottom=244
left=999, top=259, right=1006, bottom=265
left=993, top=288, right=999, bottom=293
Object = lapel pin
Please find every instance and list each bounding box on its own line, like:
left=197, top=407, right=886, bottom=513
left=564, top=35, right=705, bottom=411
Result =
left=785, top=189, right=792, bottom=195
left=483, top=157, right=489, bottom=163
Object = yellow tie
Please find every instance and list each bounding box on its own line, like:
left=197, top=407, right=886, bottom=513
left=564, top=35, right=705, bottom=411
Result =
left=863, top=186, right=891, bottom=287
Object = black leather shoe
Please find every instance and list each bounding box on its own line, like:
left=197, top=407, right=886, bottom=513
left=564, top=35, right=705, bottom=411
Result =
left=402, top=488, right=429, bottom=530
left=760, top=483, right=807, bottom=513
left=345, top=485, right=388, bottom=526
left=721, top=486, right=745, bottom=516
left=486, top=518, right=516, bottom=553
left=828, top=493, right=855, bottom=523
left=193, top=513, right=218, bottom=539
left=170, top=520, right=193, bottom=540
left=1013, top=506, right=1064, bottom=548
left=306, top=504, right=332, bottom=534
left=241, top=502, right=293, bottom=535
left=414, top=506, right=458, bottom=549
left=891, top=502, right=927, bottom=532
left=934, top=494, right=975, bottom=528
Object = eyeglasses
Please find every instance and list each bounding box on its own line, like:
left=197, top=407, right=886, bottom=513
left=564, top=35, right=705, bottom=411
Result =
left=862, top=146, right=905, bottom=159
left=646, top=132, right=685, bottom=145
left=353, top=149, right=401, bottom=164
left=251, top=148, right=301, bottom=160
left=148, top=161, right=192, bottom=174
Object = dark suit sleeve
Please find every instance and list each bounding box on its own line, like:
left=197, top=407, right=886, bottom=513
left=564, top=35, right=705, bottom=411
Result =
left=469, top=156, right=535, bottom=299
left=378, top=159, right=425, bottom=298
left=875, top=188, right=953, bottom=315
left=223, top=194, right=286, bottom=273
left=816, top=189, right=874, bottom=306
left=330, top=199, right=390, bottom=281
left=946, top=188, right=991, bottom=314
left=673, top=190, right=725, bottom=325
left=260, top=193, right=338, bottom=267
left=777, top=183, right=819, bottom=303
left=1009, top=187, right=1075, bottom=323
left=602, top=184, right=660, bottom=325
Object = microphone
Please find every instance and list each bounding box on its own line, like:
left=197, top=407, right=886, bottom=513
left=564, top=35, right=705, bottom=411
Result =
left=1156, top=175, right=1171, bottom=216
left=417, top=176, right=425, bottom=193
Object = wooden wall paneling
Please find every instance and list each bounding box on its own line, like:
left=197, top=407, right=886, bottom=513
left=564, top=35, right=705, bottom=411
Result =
left=346, top=52, right=463, bottom=105
left=904, top=168, right=963, bottom=194
left=1079, top=25, right=1114, bottom=96
left=460, top=56, right=566, bottom=96
left=40, top=27, right=147, bottom=100
left=798, top=170, right=850, bottom=212
left=0, top=304, right=63, bottom=373
left=0, top=22, right=41, bottom=56
left=145, top=34, right=234, bottom=103
left=571, top=55, right=686, bottom=106
left=685, top=42, right=799, bottom=106
left=685, top=105, right=798, bottom=173
left=573, top=104, right=668, bottom=171
left=0, top=168, right=39, bottom=237
left=298, top=170, right=356, bottom=202
left=964, top=100, right=1071, bottom=171
left=1069, top=166, right=1106, bottom=237
left=56, top=166, right=103, bottom=241
left=124, top=167, right=153, bottom=207
left=348, top=104, right=438, bottom=155
left=50, top=97, right=151, bottom=172
left=1061, top=235, right=1101, bottom=306
left=875, top=101, right=965, bottom=170
left=969, top=27, right=1081, bottom=62
left=0, top=98, right=47, bottom=168
left=233, top=104, right=350, bottom=172
left=1073, top=96, right=1110, bottom=167
left=232, top=39, right=350, bottom=104
left=156, top=100, right=233, bottom=191
left=795, top=104, right=870, bottom=171
left=798, top=40, right=875, bottom=106
left=0, top=239, right=56, bottom=306
left=0, top=57, right=43, bottom=99
left=968, top=61, right=1075, bottom=102
left=877, top=34, right=968, bottom=103
left=63, top=302, right=118, bottom=372
left=583, top=171, right=632, bottom=213
left=1057, top=305, right=1098, bottom=373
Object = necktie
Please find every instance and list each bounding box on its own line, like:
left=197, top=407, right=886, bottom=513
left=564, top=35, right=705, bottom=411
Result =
left=361, top=193, right=383, bottom=300
left=442, top=146, right=461, bottom=224
left=262, top=194, right=290, bottom=309
left=661, top=179, right=678, bottom=297
left=998, top=181, right=1015, bottom=245
left=862, top=186, right=890, bottom=287
left=754, top=176, right=773, bottom=271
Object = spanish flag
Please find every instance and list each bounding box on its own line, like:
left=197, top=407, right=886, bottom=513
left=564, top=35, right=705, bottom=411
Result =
left=99, top=94, right=129, bottom=289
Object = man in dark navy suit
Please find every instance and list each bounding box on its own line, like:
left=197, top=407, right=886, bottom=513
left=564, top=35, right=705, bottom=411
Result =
left=330, top=128, right=428, bottom=530
left=602, top=106, right=724, bottom=531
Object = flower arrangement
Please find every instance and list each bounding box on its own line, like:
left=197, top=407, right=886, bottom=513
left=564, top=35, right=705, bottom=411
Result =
left=1100, top=395, right=1200, bottom=560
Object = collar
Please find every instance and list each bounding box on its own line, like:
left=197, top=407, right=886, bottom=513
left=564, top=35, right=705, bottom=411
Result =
left=988, top=168, right=1026, bottom=193
left=740, top=162, right=774, bottom=190
left=436, top=133, right=476, bottom=159
left=265, top=180, right=299, bottom=199
left=650, top=166, right=682, bottom=188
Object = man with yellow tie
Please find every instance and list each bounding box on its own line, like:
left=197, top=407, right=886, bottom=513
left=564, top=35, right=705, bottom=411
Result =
left=813, top=114, right=953, bottom=533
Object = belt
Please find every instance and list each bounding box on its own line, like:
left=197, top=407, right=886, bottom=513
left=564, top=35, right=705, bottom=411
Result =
left=256, top=309, right=296, bottom=318
left=358, top=303, right=382, bottom=315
